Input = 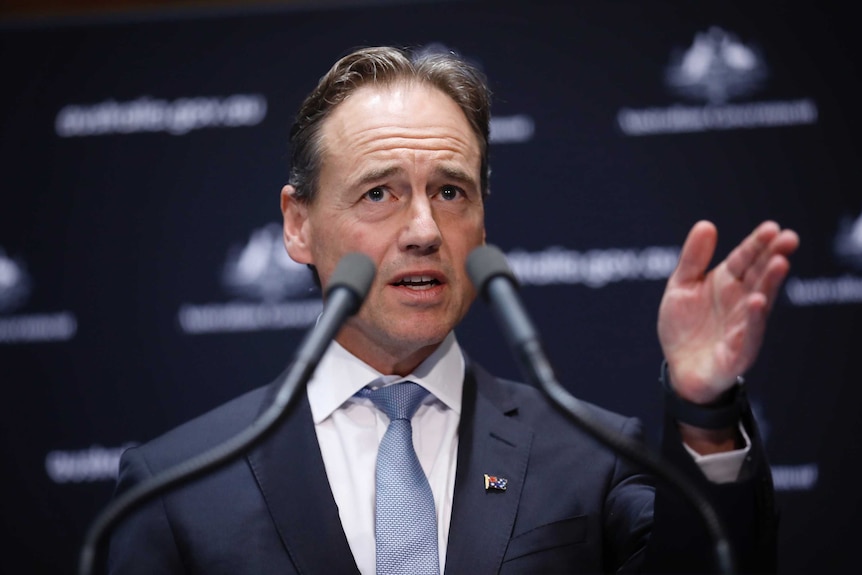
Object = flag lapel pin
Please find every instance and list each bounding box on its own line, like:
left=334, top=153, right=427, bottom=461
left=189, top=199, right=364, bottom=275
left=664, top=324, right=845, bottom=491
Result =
left=484, top=474, right=508, bottom=491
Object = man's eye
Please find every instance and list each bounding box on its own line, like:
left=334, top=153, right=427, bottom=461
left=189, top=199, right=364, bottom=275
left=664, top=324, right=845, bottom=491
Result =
left=364, top=188, right=388, bottom=202
left=440, top=186, right=463, bottom=201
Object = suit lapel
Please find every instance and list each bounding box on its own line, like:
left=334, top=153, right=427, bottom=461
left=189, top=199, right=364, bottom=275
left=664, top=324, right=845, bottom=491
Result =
left=445, top=362, right=533, bottom=574
left=246, top=374, right=360, bottom=575
left=243, top=361, right=532, bottom=575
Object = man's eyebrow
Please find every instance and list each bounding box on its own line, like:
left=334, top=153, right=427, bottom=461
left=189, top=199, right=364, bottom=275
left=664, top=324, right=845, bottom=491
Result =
left=353, top=166, right=401, bottom=189
left=351, top=165, right=477, bottom=189
left=433, top=165, right=478, bottom=188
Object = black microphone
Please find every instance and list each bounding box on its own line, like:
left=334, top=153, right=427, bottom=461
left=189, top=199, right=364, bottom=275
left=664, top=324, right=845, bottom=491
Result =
left=78, top=252, right=376, bottom=575
left=466, top=244, right=735, bottom=575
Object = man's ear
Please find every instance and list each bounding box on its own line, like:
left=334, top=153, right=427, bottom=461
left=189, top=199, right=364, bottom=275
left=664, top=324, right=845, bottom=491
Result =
left=281, top=184, right=313, bottom=264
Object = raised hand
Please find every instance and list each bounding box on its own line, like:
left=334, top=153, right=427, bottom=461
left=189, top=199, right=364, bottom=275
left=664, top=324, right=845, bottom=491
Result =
left=657, top=220, right=799, bottom=405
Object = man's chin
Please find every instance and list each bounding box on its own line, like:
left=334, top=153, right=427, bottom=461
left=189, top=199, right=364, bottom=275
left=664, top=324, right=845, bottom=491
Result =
left=387, top=326, right=451, bottom=351
left=340, top=316, right=454, bottom=354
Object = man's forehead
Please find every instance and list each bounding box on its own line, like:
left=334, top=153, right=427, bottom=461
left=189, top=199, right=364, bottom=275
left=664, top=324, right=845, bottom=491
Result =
left=325, top=81, right=461, bottom=127
left=316, top=81, right=480, bottom=168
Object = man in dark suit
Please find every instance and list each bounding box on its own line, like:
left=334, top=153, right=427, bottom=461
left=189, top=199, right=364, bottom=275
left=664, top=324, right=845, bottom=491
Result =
left=107, top=46, right=799, bottom=574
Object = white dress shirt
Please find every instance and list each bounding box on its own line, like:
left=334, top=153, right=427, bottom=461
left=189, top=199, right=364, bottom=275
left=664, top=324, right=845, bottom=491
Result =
left=307, top=332, right=462, bottom=575
left=306, top=332, right=749, bottom=575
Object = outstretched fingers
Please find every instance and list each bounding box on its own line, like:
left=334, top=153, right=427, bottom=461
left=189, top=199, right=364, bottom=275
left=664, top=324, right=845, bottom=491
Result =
left=756, top=250, right=794, bottom=313
left=727, top=224, right=799, bottom=302
left=724, top=221, right=781, bottom=284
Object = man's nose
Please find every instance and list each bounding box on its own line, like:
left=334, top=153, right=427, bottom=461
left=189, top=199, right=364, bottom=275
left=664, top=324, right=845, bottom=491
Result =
left=400, top=195, right=442, bottom=254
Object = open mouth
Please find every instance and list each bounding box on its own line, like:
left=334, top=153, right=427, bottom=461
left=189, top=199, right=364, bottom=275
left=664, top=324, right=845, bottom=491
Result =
left=392, top=275, right=442, bottom=291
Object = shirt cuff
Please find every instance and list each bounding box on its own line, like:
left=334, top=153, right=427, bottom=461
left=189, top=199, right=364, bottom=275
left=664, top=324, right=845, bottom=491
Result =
left=682, top=423, right=752, bottom=484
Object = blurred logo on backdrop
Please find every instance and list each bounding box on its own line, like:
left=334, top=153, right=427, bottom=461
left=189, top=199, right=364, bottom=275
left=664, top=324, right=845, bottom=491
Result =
left=45, top=443, right=136, bottom=484
left=490, top=114, right=535, bottom=144
left=221, top=223, right=316, bottom=302
left=505, top=245, right=681, bottom=288
left=0, top=248, right=30, bottom=313
left=665, top=26, right=768, bottom=104
left=785, top=210, right=862, bottom=306
left=833, top=211, right=862, bottom=270
left=177, top=224, right=322, bottom=334
left=0, top=248, right=77, bottom=344
left=617, top=27, right=818, bottom=135
left=55, top=94, right=267, bottom=137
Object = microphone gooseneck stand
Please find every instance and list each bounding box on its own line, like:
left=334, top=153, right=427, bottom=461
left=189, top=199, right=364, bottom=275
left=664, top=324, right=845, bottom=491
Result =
left=77, top=252, right=376, bottom=575
left=467, top=244, right=735, bottom=575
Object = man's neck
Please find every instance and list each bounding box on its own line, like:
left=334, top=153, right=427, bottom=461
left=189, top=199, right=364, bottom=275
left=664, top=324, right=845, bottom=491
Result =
left=335, top=335, right=444, bottom=377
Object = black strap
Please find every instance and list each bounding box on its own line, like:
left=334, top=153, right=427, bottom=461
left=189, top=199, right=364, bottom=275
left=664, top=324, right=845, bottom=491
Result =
left=661, top=360, right=744, bottom=429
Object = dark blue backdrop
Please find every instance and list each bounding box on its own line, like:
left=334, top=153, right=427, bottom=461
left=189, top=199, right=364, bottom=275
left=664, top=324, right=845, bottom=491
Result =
left=1, top=1, right=860, bottom=572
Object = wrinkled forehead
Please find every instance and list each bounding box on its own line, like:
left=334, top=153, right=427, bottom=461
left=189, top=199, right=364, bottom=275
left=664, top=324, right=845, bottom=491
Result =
left=317, top=81, right=481, bottom=165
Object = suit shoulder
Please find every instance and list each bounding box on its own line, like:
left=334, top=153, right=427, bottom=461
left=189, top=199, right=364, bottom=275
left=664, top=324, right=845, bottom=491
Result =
left=468, top=358, right=640, bottom=436
left=123, top=384, right=271, bottom=473
left=501, top=377, right=636, bottom=429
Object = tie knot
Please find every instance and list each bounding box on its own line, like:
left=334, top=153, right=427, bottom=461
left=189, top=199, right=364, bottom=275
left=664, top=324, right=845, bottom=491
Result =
left=359, top=381, right=430, bottom=421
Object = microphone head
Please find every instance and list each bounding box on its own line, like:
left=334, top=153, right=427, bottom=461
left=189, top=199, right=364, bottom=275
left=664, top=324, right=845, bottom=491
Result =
left=466, top=244, right=519, bottom=299
left=324, top=252, right=376, bottom=302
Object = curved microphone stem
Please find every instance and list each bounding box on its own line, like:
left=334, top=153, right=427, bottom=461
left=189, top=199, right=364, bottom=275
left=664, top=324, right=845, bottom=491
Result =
left=78, top=253, right=375, bottom=575
left=471, top=245, right=735, bottom=575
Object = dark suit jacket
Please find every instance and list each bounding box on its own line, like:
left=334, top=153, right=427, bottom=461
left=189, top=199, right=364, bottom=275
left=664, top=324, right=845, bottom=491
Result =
left=107, top=360, right=777, bottom=574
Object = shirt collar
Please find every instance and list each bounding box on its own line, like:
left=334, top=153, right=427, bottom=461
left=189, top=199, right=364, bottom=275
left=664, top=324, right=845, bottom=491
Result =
left=307, top=331, right=464, bottom=424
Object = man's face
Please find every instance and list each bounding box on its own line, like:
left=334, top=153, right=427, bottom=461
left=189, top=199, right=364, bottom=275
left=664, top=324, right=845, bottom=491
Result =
left=282, top=82, right=486, bottom=373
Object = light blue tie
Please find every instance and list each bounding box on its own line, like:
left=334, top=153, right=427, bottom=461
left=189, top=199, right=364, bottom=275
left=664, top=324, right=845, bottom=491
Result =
left=358, top=382, right=440, bottom=575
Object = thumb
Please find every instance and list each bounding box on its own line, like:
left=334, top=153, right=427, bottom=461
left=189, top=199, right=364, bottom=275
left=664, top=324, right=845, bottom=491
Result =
left=670, top=220, right=718, bottom=285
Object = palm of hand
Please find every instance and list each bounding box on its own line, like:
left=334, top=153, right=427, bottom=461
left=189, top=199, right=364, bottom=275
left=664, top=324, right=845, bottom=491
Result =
left=657, top=221, right=798, bottom=404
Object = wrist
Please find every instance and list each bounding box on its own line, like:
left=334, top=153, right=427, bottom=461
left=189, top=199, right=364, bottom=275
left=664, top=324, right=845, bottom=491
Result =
left=678, top=422, right=743, bottom=454
left=661, top=360, right=745, bottom=430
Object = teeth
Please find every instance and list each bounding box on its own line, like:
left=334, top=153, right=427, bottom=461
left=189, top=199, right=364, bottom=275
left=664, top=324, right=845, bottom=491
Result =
left=395, top=275, right=439, bottom=289
left=402, top=275, right=433, bottom=284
